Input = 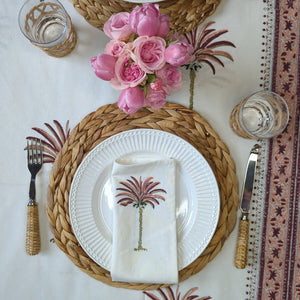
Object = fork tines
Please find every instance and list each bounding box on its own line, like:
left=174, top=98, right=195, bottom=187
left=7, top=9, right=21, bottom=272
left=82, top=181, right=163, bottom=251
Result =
left=27, top=139, right=43, bottom=165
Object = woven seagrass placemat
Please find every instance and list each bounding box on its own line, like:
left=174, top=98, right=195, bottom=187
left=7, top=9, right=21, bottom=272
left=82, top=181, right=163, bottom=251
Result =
left=47, top=102, right=239, bottom=290
left=70, top=0, right=221, bottom=34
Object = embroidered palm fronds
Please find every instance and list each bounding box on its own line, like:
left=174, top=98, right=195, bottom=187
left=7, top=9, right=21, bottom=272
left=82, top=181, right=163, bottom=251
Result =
left=25, top=120, right=70, bottom=163
left=183, top=21, right=235, bottom=110
left=144, top=286, right=212, bottom=300
left=116, top=176, right=166, bottom=251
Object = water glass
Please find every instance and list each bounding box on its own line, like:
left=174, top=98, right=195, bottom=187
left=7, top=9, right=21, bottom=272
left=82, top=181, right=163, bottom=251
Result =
left=18, top=0, right=77, bottom=57
left=230, top=91, right=289, bottom=139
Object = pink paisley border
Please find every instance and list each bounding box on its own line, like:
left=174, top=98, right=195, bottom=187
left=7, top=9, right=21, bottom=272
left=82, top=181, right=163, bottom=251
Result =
left=256, top=0, right=300, bottom=299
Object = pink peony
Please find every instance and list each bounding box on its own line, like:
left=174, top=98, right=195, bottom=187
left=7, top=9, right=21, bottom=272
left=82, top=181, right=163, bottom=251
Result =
left=103, top=12, right=133, bottom=40
left=145, top=87, right=167, bottom=110
left=105, top=40, right=126, bottom=56
left=132, top=36, right=166, bottom=73
left=112, top=55, right=146, bottom=90
left=129, top=3, right=160, bottom=37
left=118, top=86, right=145, bottom=114
left=156, top=65, right=182, bottom=93
left=164, top=41, right=191, bottom=67
left=157, top=14, right=170, bottom=38
left=90, top=54, right=117, bottom=81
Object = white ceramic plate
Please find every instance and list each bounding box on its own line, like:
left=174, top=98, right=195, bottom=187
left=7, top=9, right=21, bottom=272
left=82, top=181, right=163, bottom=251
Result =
left=69, top=129, right=220, bottom=271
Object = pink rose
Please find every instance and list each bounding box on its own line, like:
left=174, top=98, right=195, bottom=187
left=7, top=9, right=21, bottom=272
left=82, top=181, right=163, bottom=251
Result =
left=103, top=12, right=133, bottom=40
left=111, top=55, right=146, bottom=90
left=118, top=86, right=145, bottom=114
left=168, top=34, right=196, bottom=63
left=132, top=36, right=166, bottom=73
left=105, top=40, right=126, bottom=57
left=150, top=78, right=163, bottom=91
left=90, top=54, right=116, bottom=81
left=145, top=87, right=167, bottom=110
left=129, top=3, right=160, bottom=37
left=164, top=41, right=191, bottom=67
left=156, top=65, right=182, bottom=93
left=157, top=14, right=170, bottom=38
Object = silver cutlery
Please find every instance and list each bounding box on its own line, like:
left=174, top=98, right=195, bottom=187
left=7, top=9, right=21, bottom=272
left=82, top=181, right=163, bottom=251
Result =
left=234, top=144, right=260, bottom=268
left=26, top=139, right=43, bottom=255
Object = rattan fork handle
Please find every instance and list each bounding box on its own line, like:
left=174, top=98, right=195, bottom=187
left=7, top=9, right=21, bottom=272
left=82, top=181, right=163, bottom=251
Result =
left=26, top=203, right=40, bottom=255
left=234, top=219, right=249, bottom=269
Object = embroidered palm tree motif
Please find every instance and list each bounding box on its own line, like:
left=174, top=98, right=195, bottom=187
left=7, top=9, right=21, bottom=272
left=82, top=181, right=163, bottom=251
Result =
left=182, top=21, right=235, bottom=110
left=25, top=120, right=70, bottom=163
left=143, top=286, right=212, bottom=300
left=116, top=176, right=166, bottom=251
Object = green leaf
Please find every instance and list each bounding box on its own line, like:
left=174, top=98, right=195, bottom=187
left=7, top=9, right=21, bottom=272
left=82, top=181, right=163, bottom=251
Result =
left=147, top=74, right=156, bottom=83
left=166, top=39, right=179, bottom=47
left=144, top=85, right=148, bottom=98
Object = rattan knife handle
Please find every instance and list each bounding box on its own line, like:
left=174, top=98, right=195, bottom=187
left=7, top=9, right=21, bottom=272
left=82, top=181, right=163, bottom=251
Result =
left=26, top=204, right=40, bottom=255
left=234, top=219, right=249, bottom=269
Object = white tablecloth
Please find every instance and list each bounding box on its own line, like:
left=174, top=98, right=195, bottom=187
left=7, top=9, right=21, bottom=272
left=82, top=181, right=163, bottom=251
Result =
left=0, top=0, right=266, bottom=298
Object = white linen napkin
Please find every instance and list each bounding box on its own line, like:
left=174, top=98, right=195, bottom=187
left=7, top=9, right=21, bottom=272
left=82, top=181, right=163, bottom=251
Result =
left=110, top=158, right=178, bottom=284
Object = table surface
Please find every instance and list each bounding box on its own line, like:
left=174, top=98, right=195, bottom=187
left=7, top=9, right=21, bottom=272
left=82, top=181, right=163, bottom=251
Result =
left=1, top=0, right=299, bottom=299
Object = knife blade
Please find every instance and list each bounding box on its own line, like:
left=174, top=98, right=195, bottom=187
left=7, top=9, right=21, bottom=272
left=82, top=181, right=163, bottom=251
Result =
left=234, top=144, right=260, bottom=269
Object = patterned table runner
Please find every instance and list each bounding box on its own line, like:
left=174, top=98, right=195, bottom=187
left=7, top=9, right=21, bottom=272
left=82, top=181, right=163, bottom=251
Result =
left=247, top=0, right=300, bottom=299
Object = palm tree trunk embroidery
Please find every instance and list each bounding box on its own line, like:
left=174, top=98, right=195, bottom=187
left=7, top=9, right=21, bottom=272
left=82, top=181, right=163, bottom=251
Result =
left=137, top=207, right=144, bottom=251
left=116, top=176, right=166, bottom=251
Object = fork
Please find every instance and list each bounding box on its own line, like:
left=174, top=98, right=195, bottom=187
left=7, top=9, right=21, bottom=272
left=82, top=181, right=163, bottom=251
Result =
left=26, top=139, right=43, bottom=255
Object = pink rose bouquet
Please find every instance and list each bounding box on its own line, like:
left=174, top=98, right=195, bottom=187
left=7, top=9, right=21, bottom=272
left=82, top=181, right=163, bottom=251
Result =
left=91, top=3, right=191, bottom=114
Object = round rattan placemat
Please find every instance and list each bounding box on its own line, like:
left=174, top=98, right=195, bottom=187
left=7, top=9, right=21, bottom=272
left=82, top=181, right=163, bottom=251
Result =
left=47, top=102, right=239, bottom=290
left=70, top=0, right=221, bottom=34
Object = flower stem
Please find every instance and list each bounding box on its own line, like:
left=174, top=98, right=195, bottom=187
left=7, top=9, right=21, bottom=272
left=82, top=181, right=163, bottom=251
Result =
left=189, top=68, right=196, bottom=110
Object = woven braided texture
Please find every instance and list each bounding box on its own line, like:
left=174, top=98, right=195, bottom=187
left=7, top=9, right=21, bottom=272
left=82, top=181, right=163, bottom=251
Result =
left=70, top=0, right=221, bottom=34
left=35, top=19, right=77, bottom=57
left=234, top=220, right=249, bottom=269
left=34, top=20, right=77, bottom=57
left=26, top=204, right=40, bottom=255
left=47, top=102, right=239, bottom=290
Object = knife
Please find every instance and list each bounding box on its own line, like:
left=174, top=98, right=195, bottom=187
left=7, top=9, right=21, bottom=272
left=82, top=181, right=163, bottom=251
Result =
left=234, top=144, right=260, bottom=269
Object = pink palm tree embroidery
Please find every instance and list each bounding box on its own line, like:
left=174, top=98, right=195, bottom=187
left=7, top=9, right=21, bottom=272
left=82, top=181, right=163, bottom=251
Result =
left=182, top=21, right=236, bottom=110
left=143, top=286, right=212, bottom=300
left=116, top=176, right=166, bottom=251
left=25, top=120, right=70, bottom=163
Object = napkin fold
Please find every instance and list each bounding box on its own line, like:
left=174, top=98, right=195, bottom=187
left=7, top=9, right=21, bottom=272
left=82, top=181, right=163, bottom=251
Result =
left=111, top=158, right=178, bottom=284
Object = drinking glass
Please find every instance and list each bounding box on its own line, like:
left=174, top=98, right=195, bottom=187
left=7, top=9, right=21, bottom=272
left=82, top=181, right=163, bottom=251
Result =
left=230, top=91, right=289, bottom=139
left=18, top=0, right=77, bottom=57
